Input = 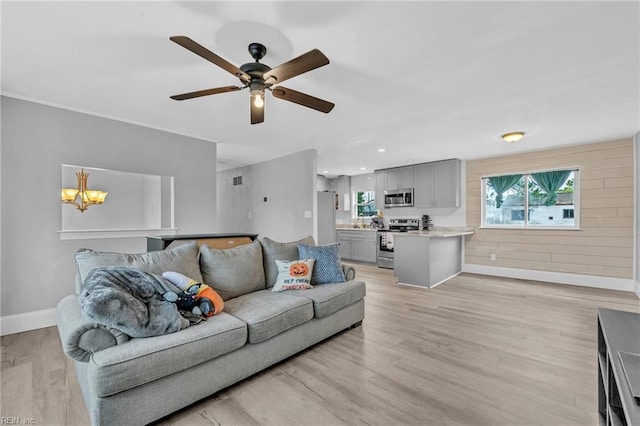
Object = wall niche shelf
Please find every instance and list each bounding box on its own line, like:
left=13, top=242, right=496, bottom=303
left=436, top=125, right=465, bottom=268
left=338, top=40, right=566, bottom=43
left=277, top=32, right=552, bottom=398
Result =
left=597, top=308, right=640, bottom=426
left=58, top=228, right=177, bottom=240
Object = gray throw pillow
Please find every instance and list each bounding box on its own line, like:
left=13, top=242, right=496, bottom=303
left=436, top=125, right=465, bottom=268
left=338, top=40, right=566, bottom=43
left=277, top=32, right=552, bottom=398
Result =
left=199, top=239, right=266, bottom=300
left=74, top=243, right=202, bottom=293
left=298, top=243, right=346, bottom=285
left=261, top=235, right=315, bottom=288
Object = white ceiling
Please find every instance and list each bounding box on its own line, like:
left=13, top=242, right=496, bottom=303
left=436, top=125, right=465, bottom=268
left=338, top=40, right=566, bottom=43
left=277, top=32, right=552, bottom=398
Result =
left=2, top=1, right=639, bottom=177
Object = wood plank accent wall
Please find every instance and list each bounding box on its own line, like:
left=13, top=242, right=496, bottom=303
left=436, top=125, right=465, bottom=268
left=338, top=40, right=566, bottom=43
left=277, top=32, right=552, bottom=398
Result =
left=465, top=138, right=634, bottom=279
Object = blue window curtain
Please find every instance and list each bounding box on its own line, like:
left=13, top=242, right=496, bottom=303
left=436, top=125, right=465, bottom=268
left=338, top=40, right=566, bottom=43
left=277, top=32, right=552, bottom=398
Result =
left=530, top=170, right=571, bottom=206
left=487, top=175, right=522, bottom=208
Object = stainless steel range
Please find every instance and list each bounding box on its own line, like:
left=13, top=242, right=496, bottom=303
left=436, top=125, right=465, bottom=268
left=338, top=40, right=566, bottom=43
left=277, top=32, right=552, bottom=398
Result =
left=376, top=218, right=420, bottom=269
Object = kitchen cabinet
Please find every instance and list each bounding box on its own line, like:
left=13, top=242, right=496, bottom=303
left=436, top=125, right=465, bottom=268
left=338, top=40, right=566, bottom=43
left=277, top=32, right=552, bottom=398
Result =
left=385, top=166, right=414, bottom=190
left=337, top=230, right=376, bottom=263
left=374, top=166, right=414, bottom=209
left=328, top=175, right=351, bottom=211
left=393, top=232, right=467, bottom=288
left=414, top=159, right=461, bottom=208
left=338, top=237, right=352, bottom=259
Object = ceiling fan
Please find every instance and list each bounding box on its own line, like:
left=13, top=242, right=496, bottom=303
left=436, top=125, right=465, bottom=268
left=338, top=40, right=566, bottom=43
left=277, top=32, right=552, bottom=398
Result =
left=169, top=36, right=335, bottom=124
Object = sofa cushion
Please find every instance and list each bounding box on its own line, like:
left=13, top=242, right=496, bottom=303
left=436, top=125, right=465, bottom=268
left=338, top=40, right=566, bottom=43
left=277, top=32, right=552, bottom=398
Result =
left=224, top=290, right=314, bottom=343
left=272, top=259, right=315, bottom=292
left=261, top=236, right=315, bottom=288
left=88, top=312, right=247, bottom=397
left=286, top=280, right=366, bottom=318
left=74, top=243, right=202, bottom=293
left=298, top=243, right=346, bottom=285
left=199, top=240, right=266, bottom=301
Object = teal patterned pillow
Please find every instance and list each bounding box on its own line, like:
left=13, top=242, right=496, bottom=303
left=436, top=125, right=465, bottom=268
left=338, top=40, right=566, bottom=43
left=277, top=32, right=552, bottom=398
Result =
left=297, top=243, right=346, bottom=285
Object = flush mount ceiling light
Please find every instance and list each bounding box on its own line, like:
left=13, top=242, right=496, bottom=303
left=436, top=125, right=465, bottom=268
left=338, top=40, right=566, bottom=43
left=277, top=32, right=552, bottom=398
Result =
left=502, top=131, right=525, bottom=143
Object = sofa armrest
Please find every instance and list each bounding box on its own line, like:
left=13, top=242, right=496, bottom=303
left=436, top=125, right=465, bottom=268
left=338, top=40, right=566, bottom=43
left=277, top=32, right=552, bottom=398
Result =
left=55, top=294, right=130, bottom=362
left=342, top=264, right=356, bottom=281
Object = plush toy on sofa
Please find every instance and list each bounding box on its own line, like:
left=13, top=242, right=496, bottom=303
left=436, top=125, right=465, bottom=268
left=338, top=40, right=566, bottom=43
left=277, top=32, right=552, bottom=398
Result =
left=163, top=290, right=198, bottom=313
left=162, top=271, right=224, bottom=317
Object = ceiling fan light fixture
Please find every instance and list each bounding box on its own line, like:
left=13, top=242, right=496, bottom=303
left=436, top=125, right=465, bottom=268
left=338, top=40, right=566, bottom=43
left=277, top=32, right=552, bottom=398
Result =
left=249, top=82, right=265, bottom=108
left=169, top=37, right=333, bottom=123
left=252, top=91, right=264, bottom=108
left=502, top=131, right=525, bottom=143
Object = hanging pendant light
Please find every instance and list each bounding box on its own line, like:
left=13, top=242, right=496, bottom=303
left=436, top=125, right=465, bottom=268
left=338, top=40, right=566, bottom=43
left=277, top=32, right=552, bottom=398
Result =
left=61, top=168, right=108, bottom=212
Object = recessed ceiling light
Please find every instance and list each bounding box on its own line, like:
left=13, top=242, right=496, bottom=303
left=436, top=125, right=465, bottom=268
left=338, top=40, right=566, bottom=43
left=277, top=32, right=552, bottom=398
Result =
left=377, top=148, right=386, bottom=152
left=360, top=167, right=367, bottom=170
left=502, top=131, right=525, bottom=143
left=323, top=170, right=329, bottom=174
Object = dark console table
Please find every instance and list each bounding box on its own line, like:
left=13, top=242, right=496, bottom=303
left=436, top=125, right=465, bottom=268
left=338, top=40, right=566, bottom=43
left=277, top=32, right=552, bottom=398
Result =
left=597, top=308, right=640, bottom=426
left=146, top=233, right=258, bottom=252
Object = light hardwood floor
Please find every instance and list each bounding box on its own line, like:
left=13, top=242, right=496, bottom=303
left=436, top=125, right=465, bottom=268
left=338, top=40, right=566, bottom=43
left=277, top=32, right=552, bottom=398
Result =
left=2, top=265, right=639, bottom=426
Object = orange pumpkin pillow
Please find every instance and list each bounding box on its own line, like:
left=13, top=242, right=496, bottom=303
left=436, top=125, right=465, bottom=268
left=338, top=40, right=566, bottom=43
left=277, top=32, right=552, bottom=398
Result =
left=272, top=259, right=315, bottom=292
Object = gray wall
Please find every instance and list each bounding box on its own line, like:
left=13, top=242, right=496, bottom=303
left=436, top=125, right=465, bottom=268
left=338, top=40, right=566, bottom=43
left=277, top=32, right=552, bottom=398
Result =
left=1, top=96, right=217, bottom=317
left=635, top=131, right=640, bottom=297
left=217, top=150, right=316, bottom=242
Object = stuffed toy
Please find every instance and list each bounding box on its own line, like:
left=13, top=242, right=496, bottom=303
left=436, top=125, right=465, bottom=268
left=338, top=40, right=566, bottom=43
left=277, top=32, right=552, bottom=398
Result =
left=163, top=290, right=198, bottom=313
left=162, top=271, right=224, bottom=317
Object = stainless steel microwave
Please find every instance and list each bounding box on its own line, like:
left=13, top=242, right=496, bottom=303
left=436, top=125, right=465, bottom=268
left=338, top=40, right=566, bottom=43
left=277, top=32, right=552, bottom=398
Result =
left=384, top=188, right=414, bottom=208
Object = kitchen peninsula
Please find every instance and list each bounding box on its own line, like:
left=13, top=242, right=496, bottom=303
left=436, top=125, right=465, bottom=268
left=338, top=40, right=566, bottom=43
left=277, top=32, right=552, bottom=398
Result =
left=393, top=228, right=474, bottom=288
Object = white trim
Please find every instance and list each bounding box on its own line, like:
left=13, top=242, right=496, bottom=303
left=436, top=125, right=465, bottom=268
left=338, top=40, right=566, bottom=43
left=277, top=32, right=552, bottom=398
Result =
left=635, top=281, right=640, bottom=299
left=1, top=308, right=56, bottom=336
left=58, top=228, right=178, bottom=240
left=397, top=271, right=463, bottom=289
left=462, top=263, right=636, bottom=293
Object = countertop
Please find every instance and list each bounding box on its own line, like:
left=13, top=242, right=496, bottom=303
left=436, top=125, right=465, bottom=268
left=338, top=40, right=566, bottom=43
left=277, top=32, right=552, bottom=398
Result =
left=336, top=227, right=378, bottom=232
left=336, top=226, right=474, bottom=237
left=390, top=227, right=474, bottom=238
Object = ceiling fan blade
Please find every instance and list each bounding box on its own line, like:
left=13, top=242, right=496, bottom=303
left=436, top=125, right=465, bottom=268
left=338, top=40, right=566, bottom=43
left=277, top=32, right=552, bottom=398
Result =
left=170, top=85, right=242, bottom=101
left=170, top=36, right=250, bottom=83
left=271, top=86, right=335, bottom=113
left=251, top=98, right=264, bottom=125
left=263, top=49, right=329, bottom=85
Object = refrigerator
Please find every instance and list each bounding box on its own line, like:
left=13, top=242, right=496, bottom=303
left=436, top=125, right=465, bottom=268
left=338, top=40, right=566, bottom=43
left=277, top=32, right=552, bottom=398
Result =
left=317, top=191, right=337, bottom=245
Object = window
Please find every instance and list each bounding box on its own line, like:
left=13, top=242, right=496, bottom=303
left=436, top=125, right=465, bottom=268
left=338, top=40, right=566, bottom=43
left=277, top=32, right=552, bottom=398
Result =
left=353, top=191, right=376, bottom=218
left=482, top=169, right=579, bottom=229
left=511, top=210, right=525, bottom=221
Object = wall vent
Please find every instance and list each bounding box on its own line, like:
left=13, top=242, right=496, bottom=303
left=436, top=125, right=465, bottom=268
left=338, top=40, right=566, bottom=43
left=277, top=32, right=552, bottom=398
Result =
left=233, top=176, right=243, bottom=186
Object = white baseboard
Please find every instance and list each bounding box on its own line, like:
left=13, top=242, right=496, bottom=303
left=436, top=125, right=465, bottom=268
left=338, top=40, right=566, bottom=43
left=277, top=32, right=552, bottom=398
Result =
left=635, top=281, right=640, bottom=299
left=0, top=308, right=56, bottom=336
left=462, top=263, right=636, bottom=293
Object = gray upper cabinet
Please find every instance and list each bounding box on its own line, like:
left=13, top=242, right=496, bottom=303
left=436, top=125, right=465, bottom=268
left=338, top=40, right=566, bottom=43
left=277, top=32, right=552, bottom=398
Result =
left=399, top=166, right=414, bottom=189
left=375, top=166, right=414, bottom=205
left=414, top=159, right=461, bottom=208
left=432, top=159, right=460, bottom=208
left=375, top=160, right=459, bottom=209
left=413, top=163, right=433, bottom=208
left=385, top=168, right=399, bottom=189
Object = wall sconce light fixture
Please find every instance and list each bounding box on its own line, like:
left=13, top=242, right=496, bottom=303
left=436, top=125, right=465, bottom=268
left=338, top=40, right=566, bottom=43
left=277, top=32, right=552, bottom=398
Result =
left=61, top=168, right=108, bottom=212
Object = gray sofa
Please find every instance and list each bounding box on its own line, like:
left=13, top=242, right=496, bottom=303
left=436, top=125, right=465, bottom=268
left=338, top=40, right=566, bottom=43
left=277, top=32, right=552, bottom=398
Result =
left=56, top=237, right=365, bottom=426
